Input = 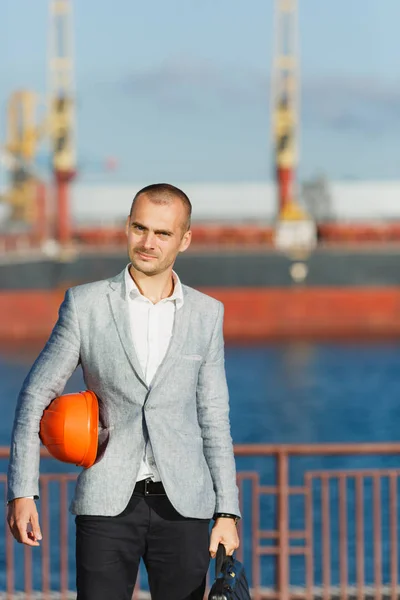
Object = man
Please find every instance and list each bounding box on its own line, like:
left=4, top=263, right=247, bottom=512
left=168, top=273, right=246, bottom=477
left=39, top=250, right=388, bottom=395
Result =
left=7, top=183, right=240, bottom=600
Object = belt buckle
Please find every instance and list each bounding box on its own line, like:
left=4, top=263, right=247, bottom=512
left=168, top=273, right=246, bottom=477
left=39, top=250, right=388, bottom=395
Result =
left=144, top=478, right=163, bottom=496
left=144, top=478, right=154, bottom=496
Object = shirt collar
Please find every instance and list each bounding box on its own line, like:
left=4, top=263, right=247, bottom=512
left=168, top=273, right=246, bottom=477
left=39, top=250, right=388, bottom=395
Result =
left=124, top=264, right=184, bottom=309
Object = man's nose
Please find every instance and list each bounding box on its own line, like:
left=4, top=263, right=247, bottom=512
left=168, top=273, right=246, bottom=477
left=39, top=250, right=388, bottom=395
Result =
left=143, top=232, right=156, bottom=248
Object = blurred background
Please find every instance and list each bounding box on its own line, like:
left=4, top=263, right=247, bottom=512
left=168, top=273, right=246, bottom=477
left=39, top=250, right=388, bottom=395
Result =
left=1, top=1, right=400, bottom=598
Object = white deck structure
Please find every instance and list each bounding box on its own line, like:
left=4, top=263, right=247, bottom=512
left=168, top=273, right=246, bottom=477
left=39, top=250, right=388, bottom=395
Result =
left=70, top=180, right=400, bottom=225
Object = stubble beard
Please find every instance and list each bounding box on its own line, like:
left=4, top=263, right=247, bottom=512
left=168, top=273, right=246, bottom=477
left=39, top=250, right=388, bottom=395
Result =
left=131, top=258, right=159, bottom=275
left=130, top=249, right=163, bottom=276
left=130, top=246, right=177, bottom=277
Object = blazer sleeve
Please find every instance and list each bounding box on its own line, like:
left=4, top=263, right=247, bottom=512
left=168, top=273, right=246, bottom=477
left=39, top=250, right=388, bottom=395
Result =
left=196, top=302, right=241, bottom=516
left=7, top=288, right=81, bottom=501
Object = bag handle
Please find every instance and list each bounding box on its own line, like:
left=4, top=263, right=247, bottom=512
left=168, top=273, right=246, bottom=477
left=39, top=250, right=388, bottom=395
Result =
left=215, top=543, right=227, bottom=578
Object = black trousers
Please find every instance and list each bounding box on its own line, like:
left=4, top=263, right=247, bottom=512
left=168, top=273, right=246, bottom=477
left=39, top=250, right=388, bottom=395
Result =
left=75, top=485, right=210, bottom=600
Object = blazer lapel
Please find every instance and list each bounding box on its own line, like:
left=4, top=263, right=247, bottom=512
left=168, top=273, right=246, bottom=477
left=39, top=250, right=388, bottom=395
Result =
left=108, top=272, right=147, bottom=388
left=149, top=292, right=192, bottom=391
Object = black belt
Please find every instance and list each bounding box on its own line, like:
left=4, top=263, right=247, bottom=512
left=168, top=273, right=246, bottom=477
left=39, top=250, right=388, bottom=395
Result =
left=134, top=478, right=166, bottom=496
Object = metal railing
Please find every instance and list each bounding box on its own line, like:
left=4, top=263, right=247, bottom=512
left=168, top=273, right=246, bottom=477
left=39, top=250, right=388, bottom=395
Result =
left=2, top=442, right=400, bottom=599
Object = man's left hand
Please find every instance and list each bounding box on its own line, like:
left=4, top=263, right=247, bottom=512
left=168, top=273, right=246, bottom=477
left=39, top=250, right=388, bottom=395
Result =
left=209, top=517, right=239, bottom=558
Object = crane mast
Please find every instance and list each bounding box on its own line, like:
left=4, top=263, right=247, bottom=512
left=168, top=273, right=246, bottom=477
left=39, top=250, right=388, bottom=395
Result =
left=272, top=0, right=316, bottom=256
left=272, top=0, right=300, bottom=219
left=48, top=0, right=76, bottom=245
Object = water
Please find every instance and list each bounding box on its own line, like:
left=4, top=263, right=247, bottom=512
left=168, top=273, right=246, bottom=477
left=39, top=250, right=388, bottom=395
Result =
left=1, top=340, right=400, bottom=591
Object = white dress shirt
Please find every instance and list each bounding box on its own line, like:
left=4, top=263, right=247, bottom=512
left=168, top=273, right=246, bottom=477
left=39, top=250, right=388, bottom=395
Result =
left=124, top=264, right=184, bottom=482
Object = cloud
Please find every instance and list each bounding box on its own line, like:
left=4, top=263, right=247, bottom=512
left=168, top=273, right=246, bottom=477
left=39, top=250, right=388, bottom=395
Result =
left=122, top=57, right=268, bottom=111
left=302, top=75, right=400, bottom=134
left=121, top=59, right=400, bottom=136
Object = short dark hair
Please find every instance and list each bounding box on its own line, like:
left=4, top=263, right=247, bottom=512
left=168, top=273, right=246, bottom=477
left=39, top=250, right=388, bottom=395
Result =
left=130, top=183, right=192, bottom=231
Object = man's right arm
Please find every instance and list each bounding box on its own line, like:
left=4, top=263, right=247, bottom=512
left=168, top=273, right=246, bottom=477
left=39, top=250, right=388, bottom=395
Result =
left=7, top=288, right=81, bottom=502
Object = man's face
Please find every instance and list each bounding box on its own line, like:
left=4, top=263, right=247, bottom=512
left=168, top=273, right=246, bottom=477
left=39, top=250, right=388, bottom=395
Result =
left=125, top=194, right=191, bottom=276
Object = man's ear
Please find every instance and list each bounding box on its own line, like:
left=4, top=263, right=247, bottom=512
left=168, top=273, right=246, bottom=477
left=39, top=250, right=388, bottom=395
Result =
left=125, top=216, right=130, bottom=237
left=180, top=229, right=192, bottom=253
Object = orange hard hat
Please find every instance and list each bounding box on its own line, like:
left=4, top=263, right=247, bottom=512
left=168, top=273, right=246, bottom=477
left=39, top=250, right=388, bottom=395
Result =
left=39, top=390, right=99, bottom=468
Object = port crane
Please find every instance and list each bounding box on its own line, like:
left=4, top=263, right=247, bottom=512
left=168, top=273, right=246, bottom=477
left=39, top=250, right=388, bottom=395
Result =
left=48, top=0, right=76, bottom=245
left=1, top=0, right=76, bottom=246
left=2, top=91, right=44, bottom=223
left=273, top=0, right=316, bottom=253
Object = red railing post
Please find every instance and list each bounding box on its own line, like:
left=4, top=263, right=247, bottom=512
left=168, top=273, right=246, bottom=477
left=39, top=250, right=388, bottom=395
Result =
left=277, top=450, right=289, bottom=600
left=305, top=473, right=314, bottom=600
left=389, top=473, right=398, bottom=600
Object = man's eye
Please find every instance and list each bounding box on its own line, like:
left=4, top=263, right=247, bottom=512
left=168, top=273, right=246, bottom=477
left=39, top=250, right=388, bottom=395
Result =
left=134, top=225, right=144, bottom=231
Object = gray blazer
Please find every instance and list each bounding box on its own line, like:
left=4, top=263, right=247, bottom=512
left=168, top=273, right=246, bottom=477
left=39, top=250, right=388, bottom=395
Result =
left=7, top=269, right=240, bottom=519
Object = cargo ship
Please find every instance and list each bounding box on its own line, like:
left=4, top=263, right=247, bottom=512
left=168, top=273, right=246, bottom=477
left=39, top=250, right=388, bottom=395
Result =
left=3, top=184, right=400, bottom=343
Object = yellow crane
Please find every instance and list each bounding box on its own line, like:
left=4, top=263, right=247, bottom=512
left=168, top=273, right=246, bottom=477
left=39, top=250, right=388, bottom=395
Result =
left=2, top=90, right=44, bottom=223
left=272, top=0, right=307, bottom=221
left=2, top=0, right=76, bottom=241
left=272, top=0, right=316, bottom=256
left=48, top=0, right=76, bottom=245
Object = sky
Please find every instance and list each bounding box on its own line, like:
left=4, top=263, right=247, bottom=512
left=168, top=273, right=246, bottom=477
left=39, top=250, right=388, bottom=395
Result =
left=1, top=0, right=400, bottom=184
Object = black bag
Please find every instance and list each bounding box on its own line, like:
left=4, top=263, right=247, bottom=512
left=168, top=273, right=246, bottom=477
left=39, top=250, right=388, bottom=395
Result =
left=208, top=543, right=251, bottom=599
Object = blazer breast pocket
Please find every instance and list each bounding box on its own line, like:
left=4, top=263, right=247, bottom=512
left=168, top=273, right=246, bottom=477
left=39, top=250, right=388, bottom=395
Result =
left=181, top=354, right=203, bottom=361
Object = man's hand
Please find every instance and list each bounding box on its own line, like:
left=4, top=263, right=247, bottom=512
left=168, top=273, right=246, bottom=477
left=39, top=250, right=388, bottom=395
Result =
left=7, top=498, right=42, bottom=547
left=209, top=517, right=239, bottom=558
